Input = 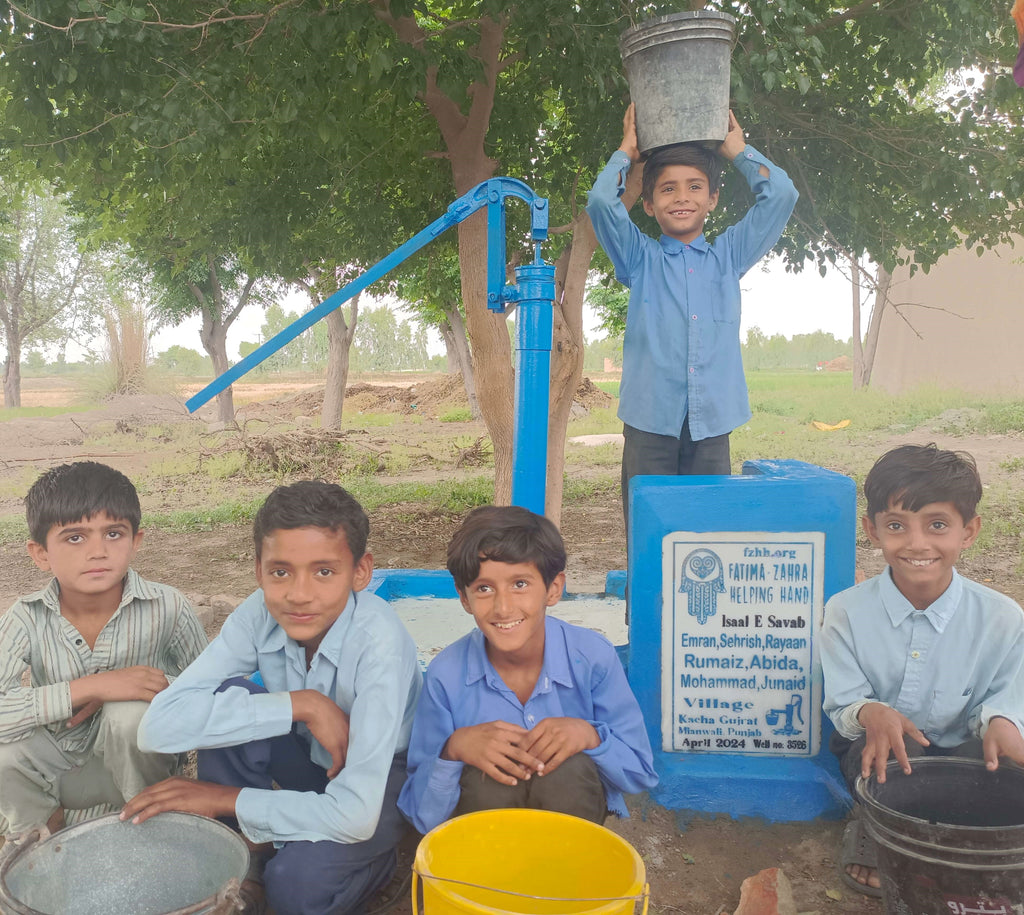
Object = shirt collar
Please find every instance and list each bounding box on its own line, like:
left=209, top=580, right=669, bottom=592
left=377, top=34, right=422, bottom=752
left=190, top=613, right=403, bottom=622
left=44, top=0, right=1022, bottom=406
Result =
left=659, top=233, right=709, bottom=254
left=34, top=569, right=141, bottom=615
left=258, top=589, right=357, bottom=661
left=880, top=566, right=963, bottom=631
left=464, top=616, right=575, bottom=693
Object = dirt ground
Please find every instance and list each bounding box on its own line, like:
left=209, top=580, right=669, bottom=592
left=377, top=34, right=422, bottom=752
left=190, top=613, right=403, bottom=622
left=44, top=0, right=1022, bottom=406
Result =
left=2, top=376, right=1023, bottom=914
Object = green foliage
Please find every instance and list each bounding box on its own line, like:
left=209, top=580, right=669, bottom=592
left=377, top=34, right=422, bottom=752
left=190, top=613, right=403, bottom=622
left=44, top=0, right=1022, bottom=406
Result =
left=153, top=346, right=213, bottom=375
left=351, top=305, right=431, bottom=372
left=742, top=327, right=851, bottom=371
left=592, top=380, right=621, bottom=397
left=583, top=333, right=624, bottom=373
left=439, top=407, right=473, bottom=423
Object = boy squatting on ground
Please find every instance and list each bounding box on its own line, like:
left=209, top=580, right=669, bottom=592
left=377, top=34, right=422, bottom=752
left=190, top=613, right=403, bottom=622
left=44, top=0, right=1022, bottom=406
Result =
left=587, top=105, right=798, bottom=524
left=0, top=462, right=207, bottom=836
left=398, top=505, right=657, bottom=834
left=125, top=481, right=422, bottom=915
left=820, top=444, right=1024, bottom=897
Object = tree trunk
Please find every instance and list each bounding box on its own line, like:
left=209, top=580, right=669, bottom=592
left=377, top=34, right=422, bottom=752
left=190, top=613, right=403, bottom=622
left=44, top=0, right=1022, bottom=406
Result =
left=851, top=258, right=866, bottom=389
left=439, top=320, right=458, bottom=373
left=545, top=214, right=598, bottom=526
left=442, top=305, right=481, bottom=420
left=2, top=339, right=22, bottom=408
left=322, top=291, right=359, bottom=430
left=459, top=212, right=515, bottom=502
left=200, top=319, right=234, bottom=424
left=860, top=264, right=891, bottom=388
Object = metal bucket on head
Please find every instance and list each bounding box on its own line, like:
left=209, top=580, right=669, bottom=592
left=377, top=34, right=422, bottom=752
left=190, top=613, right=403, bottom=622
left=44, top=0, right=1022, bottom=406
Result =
left=0, top=812, right=249, bottom=915
left=619, top=11, right=736, bottom=154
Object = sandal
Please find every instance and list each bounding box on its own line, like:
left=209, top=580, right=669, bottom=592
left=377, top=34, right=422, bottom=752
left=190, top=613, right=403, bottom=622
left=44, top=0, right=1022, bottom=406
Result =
left=840, top=818, right=883, bottom=898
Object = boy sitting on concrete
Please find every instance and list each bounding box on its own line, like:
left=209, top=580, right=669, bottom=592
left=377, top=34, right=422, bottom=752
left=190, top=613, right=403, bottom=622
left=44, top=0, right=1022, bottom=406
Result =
left=587, top=105, right=798, bottom=524
left=821, top=444, right=1024, bottom=896
left=0, top=462, right=206, bottom=836
left=398, top=505, right=657, bottom=834
left=126, top=481, right=423, bottom=915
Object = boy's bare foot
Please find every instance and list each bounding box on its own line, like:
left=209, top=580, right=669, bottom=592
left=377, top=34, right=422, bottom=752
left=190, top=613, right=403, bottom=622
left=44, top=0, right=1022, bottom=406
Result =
left=845, top=862, right=881, bottom=890
left=840, top=819, right=882, bottom=898
left=45, top=807, right=66, bottom=834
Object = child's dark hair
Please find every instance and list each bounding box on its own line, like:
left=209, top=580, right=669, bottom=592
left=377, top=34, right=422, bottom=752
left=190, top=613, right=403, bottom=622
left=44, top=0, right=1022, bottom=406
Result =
left=25, top=462, right=141, bottom=545
left=253, top=481, right=369, bottom=560
left=642, top=143, right=723, bottom=201
left=864, top=444, right=982, bottom=524
left=446, top=505, right=567, bottom=590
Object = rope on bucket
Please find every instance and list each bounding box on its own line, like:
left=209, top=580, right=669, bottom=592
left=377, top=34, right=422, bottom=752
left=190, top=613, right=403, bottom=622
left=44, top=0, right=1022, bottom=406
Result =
left=413, top=869, right=649, bottom=904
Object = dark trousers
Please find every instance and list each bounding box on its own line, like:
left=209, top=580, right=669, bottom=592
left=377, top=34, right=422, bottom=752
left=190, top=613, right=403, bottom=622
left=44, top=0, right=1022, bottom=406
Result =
left=198, top=678, right=407, bottom=915
left=830, top=730, right=985, bottom=796
left=621, top=420, right=731, bottom=529
left=454, top=751, right=607, bottom=825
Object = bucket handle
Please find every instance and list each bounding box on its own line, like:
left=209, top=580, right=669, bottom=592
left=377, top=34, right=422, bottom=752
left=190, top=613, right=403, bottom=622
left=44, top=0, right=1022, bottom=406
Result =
left=0, top=827, right=50, bottom=915
left=413, top=867, right=650, bottom=907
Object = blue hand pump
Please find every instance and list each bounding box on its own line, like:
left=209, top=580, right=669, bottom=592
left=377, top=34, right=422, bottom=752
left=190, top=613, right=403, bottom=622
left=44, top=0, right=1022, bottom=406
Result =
left=184, top=179, right=556, bottom=515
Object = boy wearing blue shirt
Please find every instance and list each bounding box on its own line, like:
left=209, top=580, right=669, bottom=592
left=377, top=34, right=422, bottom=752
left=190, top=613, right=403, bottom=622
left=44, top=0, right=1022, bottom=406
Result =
left=587, top=105, right=798, bottom=522
left=821, top=444, right=1024, bottom=896
left=126, top=482, right=422, bottom=915
left=398, top=506, right=657, bottom=835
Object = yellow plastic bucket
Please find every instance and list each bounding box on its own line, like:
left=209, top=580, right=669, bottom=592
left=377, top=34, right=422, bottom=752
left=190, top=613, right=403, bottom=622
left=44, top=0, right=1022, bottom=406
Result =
left=412, top=809, right=648, bottom=915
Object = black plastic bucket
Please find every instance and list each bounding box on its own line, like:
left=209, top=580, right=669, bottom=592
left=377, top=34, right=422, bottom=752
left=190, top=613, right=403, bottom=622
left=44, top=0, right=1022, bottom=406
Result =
left=856, top=757, right=1024, bottom=914
left=618, top=11, right=736, bottom=154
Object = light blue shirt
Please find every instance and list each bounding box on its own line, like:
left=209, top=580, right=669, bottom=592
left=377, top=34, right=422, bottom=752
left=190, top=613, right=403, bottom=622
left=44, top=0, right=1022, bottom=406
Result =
left=821, top=568, right=1024, bottom=746
left=398, top=616, right=657, bottom=834
left=586, top=146, right=798, bottom=440
left=138, top=588, right=422, bottom=845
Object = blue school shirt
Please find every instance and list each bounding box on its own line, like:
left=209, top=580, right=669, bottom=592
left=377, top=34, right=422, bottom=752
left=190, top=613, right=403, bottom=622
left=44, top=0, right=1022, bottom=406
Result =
left=138, top=588, right=422, bottom=845
left=586, top=146, right=797, bottom=440
left=821, top=568, right=1024, bottom=746
left=397, top=616, right=658, bottom=834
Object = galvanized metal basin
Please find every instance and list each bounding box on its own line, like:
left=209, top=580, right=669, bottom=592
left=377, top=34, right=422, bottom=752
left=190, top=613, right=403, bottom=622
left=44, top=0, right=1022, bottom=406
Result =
left=0, top=812, right=248, bottom=915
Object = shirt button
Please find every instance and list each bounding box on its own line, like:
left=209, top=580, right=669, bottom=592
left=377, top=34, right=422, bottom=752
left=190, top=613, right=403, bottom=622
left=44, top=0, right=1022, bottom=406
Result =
left=75, top=638, right=83, bottom=646
left=527, top=715, right=535, bottom=723
left=688, top=268, right=694, bottom=274
left=911, top=651, right=921, bottom=659
left=689, top=367, right=695, bottom=374
left=691, top=315, right=697, bottom=320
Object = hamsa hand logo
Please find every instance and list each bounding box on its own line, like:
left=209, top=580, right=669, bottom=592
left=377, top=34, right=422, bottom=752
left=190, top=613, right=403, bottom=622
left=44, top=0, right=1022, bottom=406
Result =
left=678, top=548, right=725, bottom=625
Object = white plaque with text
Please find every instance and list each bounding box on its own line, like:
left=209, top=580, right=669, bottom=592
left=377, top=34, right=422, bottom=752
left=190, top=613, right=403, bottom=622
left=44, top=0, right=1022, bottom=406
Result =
left=660, top=531, right=824, bottom=756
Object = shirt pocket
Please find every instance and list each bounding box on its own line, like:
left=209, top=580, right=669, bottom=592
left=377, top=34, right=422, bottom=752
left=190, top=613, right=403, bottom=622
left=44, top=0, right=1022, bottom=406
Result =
left=712, top=282, right=741, bottom=324
left=924, top=687, right=971, bottom=743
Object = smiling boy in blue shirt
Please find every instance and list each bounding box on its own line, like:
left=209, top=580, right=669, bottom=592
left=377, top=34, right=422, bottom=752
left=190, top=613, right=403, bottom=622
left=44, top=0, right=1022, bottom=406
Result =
left=127, top=481, right=422, bottom=915
left=821, top=444, right=1024, bottom=895
left=398, top=506, right=656, bottom=835
left=587, top=105, right=798, bottom=523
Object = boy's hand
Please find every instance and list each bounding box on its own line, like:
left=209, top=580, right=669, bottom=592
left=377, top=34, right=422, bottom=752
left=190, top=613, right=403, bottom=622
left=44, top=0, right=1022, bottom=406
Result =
left=66, top=699, right=102, bottom=729
left=718, top=110, right=746, bottom=161
left=120, top=777, right=241, bottom=825
left=520, top=717, right=600, bottom=776
left=983, top=716, right=1024, bottom=770
left=619, top=103, right=641, bottom=163
left=443, top=720, right=542, bottom=786
left=858, top=702, right=930, bottom=782
left=290, top=690, right=350, bottom=778
left=71, top=666, right=170, bottom=708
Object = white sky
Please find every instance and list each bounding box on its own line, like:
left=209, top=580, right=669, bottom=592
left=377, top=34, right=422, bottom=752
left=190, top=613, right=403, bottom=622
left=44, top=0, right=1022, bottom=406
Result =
left=143, top=257, right=860, bottom=363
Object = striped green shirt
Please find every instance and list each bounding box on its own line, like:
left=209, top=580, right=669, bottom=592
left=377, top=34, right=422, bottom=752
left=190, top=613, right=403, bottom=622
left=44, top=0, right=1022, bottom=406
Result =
left=0, top=569, right=207, bottom=752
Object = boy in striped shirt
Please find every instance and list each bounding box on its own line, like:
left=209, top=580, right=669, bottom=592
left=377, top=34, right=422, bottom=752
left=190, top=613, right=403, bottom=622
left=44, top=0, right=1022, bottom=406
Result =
left=0, top=462, right=207, bottom=836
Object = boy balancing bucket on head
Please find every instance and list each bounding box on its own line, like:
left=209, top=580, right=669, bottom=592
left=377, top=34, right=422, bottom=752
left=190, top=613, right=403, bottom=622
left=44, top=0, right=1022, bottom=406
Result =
left=412, top=809, right=648, bottom=915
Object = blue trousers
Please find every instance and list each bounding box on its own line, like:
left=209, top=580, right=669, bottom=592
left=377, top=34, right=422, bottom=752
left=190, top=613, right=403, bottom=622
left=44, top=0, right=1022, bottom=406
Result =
left=198, top=678, right=407, bottom=915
